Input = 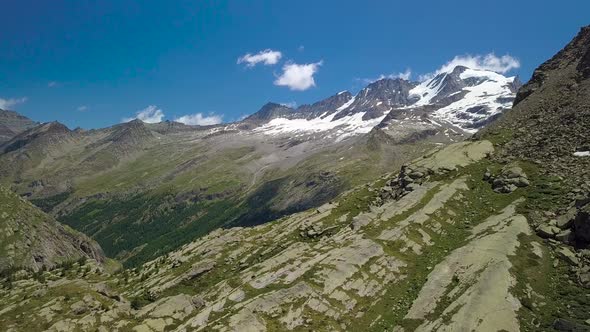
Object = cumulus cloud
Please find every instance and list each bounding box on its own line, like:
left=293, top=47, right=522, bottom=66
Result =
left=77, top=105, right=88, bottom=112
left=0, top=97, right=27, bottom=110
left=418, top=53, right=520, bottom=82
left=48, top=81, right=58, bottom=88
left=280, top=101, right=297, bottom=108
left=274, top=61, right=322, bottom=91
left=437, top=54, right=520, bottom=74
left=175, top=113, right=223, bottom=126
left=122, top=105, right=164, bottom=123
left=237, top=49, right=282, bottom=67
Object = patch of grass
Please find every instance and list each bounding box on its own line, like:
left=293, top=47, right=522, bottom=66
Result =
left=510, top=230, right=590, bottom=330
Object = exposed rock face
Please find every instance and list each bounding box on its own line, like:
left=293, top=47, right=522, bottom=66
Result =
left=483, top=25, right=590, bottom=189
left=0, top=186, right=105, bottom=272
left=333, top=78, right=417, bottom=120
left=0, top=121, right=74, bottom=154
left=296, top=91, right=354, bottom=119
left=243, top=102, right=296, bottom=123
left=0, top=109, right=38, bottom=143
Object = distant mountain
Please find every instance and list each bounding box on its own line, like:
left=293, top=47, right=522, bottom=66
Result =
left=246, top=65, right=519, bottom=144
left=0, top=109, right=38, bottom=144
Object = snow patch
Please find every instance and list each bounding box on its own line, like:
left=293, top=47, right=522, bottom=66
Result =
left=336, top=95, right=356, bottom=111
left=254, top=111, right=385, bottom=141
left=574, top=151, right=590, bottom=157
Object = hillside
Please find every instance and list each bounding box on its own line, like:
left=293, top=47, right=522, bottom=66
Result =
left=0, top=185, right=105, bottom=273
left=0, top=25, right=589, bottom=332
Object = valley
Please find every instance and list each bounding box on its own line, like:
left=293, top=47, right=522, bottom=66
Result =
left=0, top=12, right=589, bottom=332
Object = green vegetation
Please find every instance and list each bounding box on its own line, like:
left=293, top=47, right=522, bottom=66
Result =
left=30, top=191, right=71, bottom=212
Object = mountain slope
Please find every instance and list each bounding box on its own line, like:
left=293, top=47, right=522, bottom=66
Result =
left=0, top=109, right=38, bottom=144
left=0, top=186, right=105, bottom=273
left=1, top=26, right=590, bottom=332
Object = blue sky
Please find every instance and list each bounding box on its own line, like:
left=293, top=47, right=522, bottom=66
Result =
left=1, top=0, right=589, bottom=129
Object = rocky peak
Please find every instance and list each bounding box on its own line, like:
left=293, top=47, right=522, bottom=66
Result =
left=514, top=25, right=590, bottom=106
left=147, top=120, right=197, bottom=134
left=482, top=25, right=590, bottom=189
left=334, top=78, right=417, bottom=121
left=105, top=119, right=154, bottom=146
left=243, top=102, right=295, bottom=123
left=296, top=91, right=353, bottom=119
left=0, top=109, right=39, bottom=143
left=0, top=121, right=74, bottom=154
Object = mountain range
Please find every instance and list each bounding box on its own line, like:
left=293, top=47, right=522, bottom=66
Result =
left=0, top=25, right=589, bottom=332
left=0, top=62, right=519, bottom=267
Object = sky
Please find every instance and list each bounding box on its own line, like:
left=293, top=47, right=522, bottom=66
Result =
left=1, top=0, right=589, bottom=129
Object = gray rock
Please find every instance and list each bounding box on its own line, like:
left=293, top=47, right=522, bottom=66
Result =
left=502, top=166, right=526, bottom=179
left=552, top=318, right=590, bottom=331
left=537, top=224, right=561, bottom=239
left=408, top=171, right=425, bottom=180
left=405, top=183, right=421, bottom=192
left=557, top=247, right=579, bottom=266
left=556, top=229, right=573, bottom=243
left=494, top=184, right=517, bottom=194
left=96, top=283, right=120, bottom=301
left=70, top=300, right=89, bottom=315
left=191, top=296, right=205, bottom=308
left=185, top=261, right=216, bottom=281
left=557, top=207, right=578, bottom=229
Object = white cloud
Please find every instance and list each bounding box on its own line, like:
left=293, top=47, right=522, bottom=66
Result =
left=122, top=105, right=164, bottom=123
left=274, top=61, right=322, bottom=91
left=175, top=113, right=223, bottom=126
left=77, top=105, right=88, bottom=112
left=237, top=49, right=282, bottom=67
left=298, top=45, right=305, bottom=52
left=418, top=72, right=436, bottom=82
left=280, top=101, right=297, bottom=108
left=48, top=81, right=58, bottom=87
left=0, top=97, right=27, bottom=110
left=418, top=53, right=520, bottom=82
left=362, top=68, right=412, bottom=83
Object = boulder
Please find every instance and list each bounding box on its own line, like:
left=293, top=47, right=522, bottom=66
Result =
left=185, top=261, right=216, bottom=281
left=557, top=207, right=578, bottom=229
left=490, top=164, right=529, bottom=194
left=556, top=229, right=574, bottom=243
left=70, top=300, right=89, bottom=315
left=96, top=283, right=120, bottom=301
left=537, top=224, right=561, bottom=239
left=557, top=247, right=579, bottom=266
left=191, top=295, right=205, bottom=308
left=502, top=166, right=526, bottom=179
left=408, top=171, right=425, bottom=180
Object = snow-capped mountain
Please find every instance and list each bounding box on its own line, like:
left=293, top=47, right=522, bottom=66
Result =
left=409, top=65, right=519, bottom=130
left=244, top=65, right=520, bottom=141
